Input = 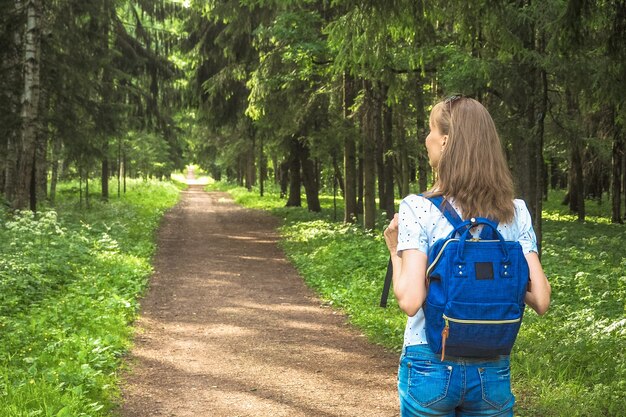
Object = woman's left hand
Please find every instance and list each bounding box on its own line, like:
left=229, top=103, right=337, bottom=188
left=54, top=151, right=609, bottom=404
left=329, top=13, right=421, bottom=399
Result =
left=384, top=213, right=399, bottom=254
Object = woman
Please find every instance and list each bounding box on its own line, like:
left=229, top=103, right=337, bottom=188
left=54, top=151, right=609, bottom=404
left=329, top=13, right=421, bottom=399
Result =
left=384, top=96, right=551, bottom=416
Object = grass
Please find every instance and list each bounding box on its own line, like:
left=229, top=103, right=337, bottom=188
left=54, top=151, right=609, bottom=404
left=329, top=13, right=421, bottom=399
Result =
left=0, top=178, right=181, bottom=416
left=209, top=182, right=626, bottom=417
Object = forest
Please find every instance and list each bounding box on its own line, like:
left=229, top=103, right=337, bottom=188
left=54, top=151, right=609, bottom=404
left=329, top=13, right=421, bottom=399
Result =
left=2, top=0, right=625, bottom=230
left=1, top=0, right=625, bottom=416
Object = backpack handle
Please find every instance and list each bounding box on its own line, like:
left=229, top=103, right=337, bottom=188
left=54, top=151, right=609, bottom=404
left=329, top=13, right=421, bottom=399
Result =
left=425, top=195, right=499, bottom=240
left=455, top=217, right=510, bottom=263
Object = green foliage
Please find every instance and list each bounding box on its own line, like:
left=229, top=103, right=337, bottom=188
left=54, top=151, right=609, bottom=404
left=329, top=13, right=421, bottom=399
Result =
left=45, top=0, right=185, bottom=178
left=126, top=131, right=177, bottom=179
left=0, top=179, right=180, bottom=415
left=215, top=182, right=626, bottom=416
left=513, top=198, right=626, bottom=416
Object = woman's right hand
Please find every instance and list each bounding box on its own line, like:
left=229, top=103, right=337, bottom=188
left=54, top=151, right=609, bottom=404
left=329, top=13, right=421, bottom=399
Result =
left=384, top=213, right=399, bottom=255
left=384, top=213, right=428, bottom=316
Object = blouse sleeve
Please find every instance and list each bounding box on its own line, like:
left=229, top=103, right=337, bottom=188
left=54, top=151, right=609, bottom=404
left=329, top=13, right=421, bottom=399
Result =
left=396, top=195, right=429, bottom=255
left=515, top=199, right=538, bottom=254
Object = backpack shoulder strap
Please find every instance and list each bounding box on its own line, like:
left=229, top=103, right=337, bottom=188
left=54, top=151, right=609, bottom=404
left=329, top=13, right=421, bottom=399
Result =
left=422, top=194, right=464, bottom=229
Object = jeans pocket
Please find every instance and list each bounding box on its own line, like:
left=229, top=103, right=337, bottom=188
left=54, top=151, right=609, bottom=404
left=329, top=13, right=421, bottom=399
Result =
left=478, top=364, right=514, bottom=410
left=407, top=359, right=452, bottom=407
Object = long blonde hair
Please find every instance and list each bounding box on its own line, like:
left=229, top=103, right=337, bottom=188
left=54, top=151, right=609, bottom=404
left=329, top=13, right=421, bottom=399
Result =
left=427, top=97, right=515, bottom=223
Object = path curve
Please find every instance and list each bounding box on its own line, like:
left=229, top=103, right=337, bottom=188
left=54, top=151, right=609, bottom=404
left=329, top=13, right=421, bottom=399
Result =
left=119, top=184, right=399, bottom=416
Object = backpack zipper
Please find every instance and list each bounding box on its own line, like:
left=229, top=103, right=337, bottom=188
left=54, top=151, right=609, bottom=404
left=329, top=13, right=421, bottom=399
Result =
left=428, top=239, right=459, bottom=276
left=439, top=315, right=521, bottom=362
left=443, top=315, right=521, bottom=325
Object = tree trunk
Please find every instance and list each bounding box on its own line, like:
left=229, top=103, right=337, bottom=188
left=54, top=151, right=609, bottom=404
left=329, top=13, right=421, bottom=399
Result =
left=549, top=157, right=557, bottom=190
left=14, top=0, right=42, bottom=210
left=362, top=79, right=377, bottom=230
left=376, top=86, right=385, bottom=211
left=415, top=76, right=429, bottom=193
left=611, top=117, right=624, bottom=223
left=315, top=158, right=321, bottom=192
left=623, top=139, right=626, bottom=218
left=279, top=159, right=289, bottom=198
left=34, top=78, right=48, bottom=202
left=86, top=168, right=90, bottom=209
left=245, top=134, right=255, bottom=191
left=117, top=136, right=122, bottom=198
left=333, top=153, right=345, bottom=196
left=79, top=167, right=83, bottom=208
left=533, top=62, right=548, bottom=254
left=395, top=111, right=410, bottom=198
left=569, top=139, right=585, bottom=221
left=5, top=131, right=18, bottom=204
left=30, top=151, right=36, bottom=210
left=286, top=135, right=301, bottom=207
left=2, top=0, right=23, bottom=203
left=272, top=153, right=279, bottom=184
left=343, top=72, right=358, bottom=223
left=237, top=155, right=244, bottom=186
left=566, top=90, right=585, bottom=221
left=100, top=13, right=112, bottom=202
left=509, top=6, right=544, bottom=231
left=382, top=91, right=395, bottom=219
left=102, top=153, right=109, bottom=202
left=511, top=127, right=530, bottom=197
left=300, top=140, right=321, bottom=212
left=259, top=135, right=266, bottom=197
left=49, top=136, right=61, bottom=204
left=1, top=136, right=9, bottom=198
left=123, top=151, right=127, bottom=194
left=511, top=130, right=531, bottom=198
left=357, top=142, right=364, bottom=215
left=34, top=121, right=47, bottom=202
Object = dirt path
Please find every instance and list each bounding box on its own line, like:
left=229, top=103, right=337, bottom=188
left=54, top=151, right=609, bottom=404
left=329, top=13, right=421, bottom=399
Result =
left=118, top=183, right=399, bottom=417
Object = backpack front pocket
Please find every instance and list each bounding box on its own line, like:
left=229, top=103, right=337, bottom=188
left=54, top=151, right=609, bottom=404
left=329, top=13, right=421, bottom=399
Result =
left=441, top=301, right=523, bottom=359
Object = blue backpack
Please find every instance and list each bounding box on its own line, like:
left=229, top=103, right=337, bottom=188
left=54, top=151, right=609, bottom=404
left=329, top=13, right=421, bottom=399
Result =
left=424, top=196, right=529, bottom=361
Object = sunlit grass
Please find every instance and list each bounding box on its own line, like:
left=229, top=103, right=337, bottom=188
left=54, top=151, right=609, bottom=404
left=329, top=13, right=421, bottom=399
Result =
left=171, top=164, right=214, bottom=186
left=542, top=189, right=614, bottom=224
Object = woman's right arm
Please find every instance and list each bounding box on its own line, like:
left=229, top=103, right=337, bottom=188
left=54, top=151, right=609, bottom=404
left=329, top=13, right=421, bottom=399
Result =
left=384, top=214, right=428, bottom=317
left=524, top=252, right=551, bottom=315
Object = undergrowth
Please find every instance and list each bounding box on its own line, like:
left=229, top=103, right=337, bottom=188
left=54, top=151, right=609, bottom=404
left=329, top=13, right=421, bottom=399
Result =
left=0, top=179, right=180, bottom=416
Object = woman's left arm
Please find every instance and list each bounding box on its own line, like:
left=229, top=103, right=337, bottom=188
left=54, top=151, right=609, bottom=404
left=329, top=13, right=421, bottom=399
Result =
left=384, top=214, right=428, bottom=317
left=524, top=252, right=551, bottom=315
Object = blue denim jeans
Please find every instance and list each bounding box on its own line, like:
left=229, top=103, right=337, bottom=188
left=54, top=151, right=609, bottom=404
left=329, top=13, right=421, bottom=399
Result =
left=398, top=344, right=515, bottom=417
